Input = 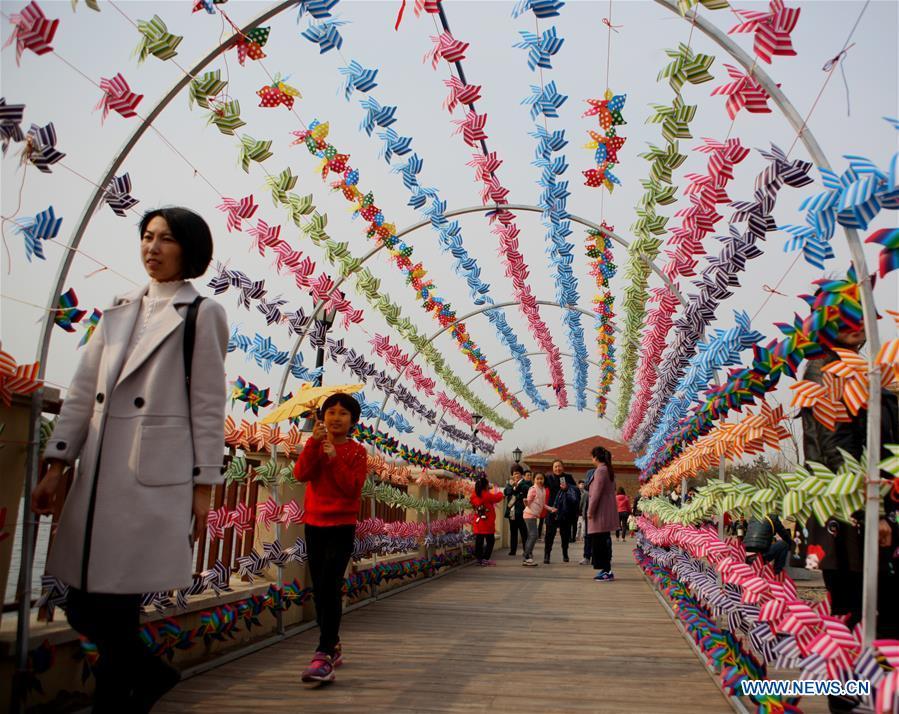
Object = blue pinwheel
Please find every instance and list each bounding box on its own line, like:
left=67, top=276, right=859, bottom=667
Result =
left=301, top=18, right=347, bottom=53
left=779, top=220, right=835, bottom=270
left=377, top=127, right=412, bottom=163
left=522, top=81, right=568, bottom=120
left=512, top=0, right=565, bottom=18
left=296, top=0, right=339, bottom=19
left=15, top=205, right=62, bottom=262
left=358, top=97, right=396, bottom=136
left=514, top=26, right=564, bottom=71
left=339, top=60, right=378, bottom=101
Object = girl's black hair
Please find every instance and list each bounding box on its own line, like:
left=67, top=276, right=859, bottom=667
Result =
left=140, top=207, right=214, bottom=280
left=510, top=464, right=524, bottom=475
left=474, top=474, right=490, bottom=498
left=319, top=392, right=362, bottom=424
left=590, top=445, right=616, bottom=483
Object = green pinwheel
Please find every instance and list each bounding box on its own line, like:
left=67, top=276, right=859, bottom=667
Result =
left=657, top=43, right=715, bottom=94
left=207, top=100, right=245, bottom=136
left=648, top=97, right=698, bottom=143
left=238, top=135, right=273, bottom=173
left=135, top=15, right=182, bottom=63
left=282, top=193, right=315, bottom=225
left=189, top=70, right=227, bottom=109
left=266, top=168, right=298, bottom=205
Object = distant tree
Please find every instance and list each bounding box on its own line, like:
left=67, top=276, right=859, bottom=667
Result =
left=694, top=455, right=774, bottom=487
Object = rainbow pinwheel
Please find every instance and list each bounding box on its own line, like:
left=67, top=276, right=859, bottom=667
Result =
left=729, top=0, right=801, bottom=65
left=257, top=74, right=300, bottom=110
left=96, top=74, right=143, bottom=122
left=14, top=205, right=62, bottom=262
left=234, top=26, right=269, bottom=65
left=301, top=18, right=347, bottom=53
left=79, top=309, right=102, bottom=348
left=230, top=376, right=272, bottom=415
left=0, top=99, right=26, bottom=155
left=338, top=60, right=378, bottom=100
left=866, top=228, right=899, bottom=277
left=103, top=173, right=138, bottom=217
left=134, top=15, right=182, bottom=63
left=23, top=122, right=64, bottom=173
left=711, top=64, right=777, bottom=119
left=189, top=70, right=227, bottom=109
left=4, top=1, right=58, bottom=65
left=54, top=288, right=86, bottom=333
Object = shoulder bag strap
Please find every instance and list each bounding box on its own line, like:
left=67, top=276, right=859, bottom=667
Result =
left=183, top=296, right=204, bottom=407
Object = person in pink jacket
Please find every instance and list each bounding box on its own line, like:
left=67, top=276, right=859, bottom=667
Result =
left=522, top=473, right=556, bottom=566
left=469, top=474, right=505, bottom=566
left=586, top=446, right=619, bottom=581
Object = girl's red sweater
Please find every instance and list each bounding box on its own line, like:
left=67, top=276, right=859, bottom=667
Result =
left=293, top=437, right=368, bottom=527
left=469, top=488, right=505, bottom=535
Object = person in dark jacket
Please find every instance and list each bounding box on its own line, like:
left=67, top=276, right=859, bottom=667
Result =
left=543, top=459, right=578, bottom=564
left=801, top=327, right=899, bottom=635
left=552, top=476, right=580, bottom=562
left=760, top=514, right=794, bottom=574
left=504, top=465, right=530, bottom=556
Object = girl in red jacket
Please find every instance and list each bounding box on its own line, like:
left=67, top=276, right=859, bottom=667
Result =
left=293, top=393, right=367, bottom=687
left=469, top=474, right=505, bottom=566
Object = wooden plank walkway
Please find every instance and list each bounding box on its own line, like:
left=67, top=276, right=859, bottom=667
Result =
left=156, top=538, right=731, bottom=714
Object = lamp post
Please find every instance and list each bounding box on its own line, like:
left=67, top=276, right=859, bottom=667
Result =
left=513, top=447, right=522, bottom=465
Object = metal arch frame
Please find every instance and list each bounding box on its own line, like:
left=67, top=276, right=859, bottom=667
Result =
left=425, top=350, right=611, bottom=448
left=654, top=0, right=883, bottom=645
left=272, top=203, right=689, bottom=408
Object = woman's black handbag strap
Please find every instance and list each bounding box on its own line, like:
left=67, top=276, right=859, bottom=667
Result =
left=183, top=296, right=205, bottom=405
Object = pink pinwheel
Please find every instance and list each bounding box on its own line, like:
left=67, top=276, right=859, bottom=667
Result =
left=291, top=257, right=316, bottom=289
left=467, top=151, right=503, bottom=182
left=729, top=0, right=800, bottom=64
left=443, top=77, right=481, bottom=112
left=229, top=502, right=254, bottom=536
left=711, top=64, right=778, bottom=119
left=424, top=31, right=468, bottom=68
left=280, top=501, right=304, bottom=525
left=4, top=1, right=58, bottom=65
left=96, top=74, right=143, bottom=122
left=256, top=498, right=282, bottom=526
left=206, top=506, right=229, bottom=540
left=217, top=195, right=258, bottom=232
left=247, top=219, right=282, bottom=256
left=452, top=111, right=488, bottom=147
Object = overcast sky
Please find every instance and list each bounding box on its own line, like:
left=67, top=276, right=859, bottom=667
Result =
left=2, top=0, right=897, bottom=461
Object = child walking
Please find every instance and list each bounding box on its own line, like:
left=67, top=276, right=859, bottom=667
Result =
left=522, top=473, right=555, bottom=566
left=293, top=393, right=367, bottom=687
left=469, top=474, right=505, bottom=566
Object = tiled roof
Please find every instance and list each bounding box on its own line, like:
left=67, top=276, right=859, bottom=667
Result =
left=523, top=435, right=636, bottom=466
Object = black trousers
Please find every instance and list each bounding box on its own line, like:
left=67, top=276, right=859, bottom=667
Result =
left=546, top=517, right=574, bottom=559
left=616, top=512, right=629, bottom=539
left=570, top=520, right=578, bottom=542
left=508, top=518, right=528, bottom=554
left=543, top=515, right=558, bottom=559
left=66, top=588, right=168, bottom=713
left=475, top=534, right=496, bottom=561
left=306, top=524, right=356, bottom=656
left=590, top=532, right=612, bottom=572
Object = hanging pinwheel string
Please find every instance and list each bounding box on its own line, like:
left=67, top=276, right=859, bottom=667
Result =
left=585, top=224, right=617, bottom=416
left=613, top=40, right=716, bottom=429
left=632, top=144, right=815, bottom=458
left=354, top=422, right=475, bottom=478
left=512, top=6, right=588, bottom=411
left=402, top=6, right=569, bottom=406
left=291, top=121, right=528, bottom=419
left=622, top=138, right=751, bottom=442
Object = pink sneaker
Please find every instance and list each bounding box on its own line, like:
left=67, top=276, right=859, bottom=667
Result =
left=301, top=652, right=335, bottom=687
left=332, top=643, right=343, bottom=668
left=484, top=560, right=497, bottom=567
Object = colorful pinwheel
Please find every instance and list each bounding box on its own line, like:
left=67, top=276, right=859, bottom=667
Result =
left=79, top=309, right=102, bottom=348
left=54, top=288, right=86, bottom=332
left=230, top=376, right=272, bottom=415
left=866, top=228, right=899, bottom=277
left=0, top=347, right=42, bottom=407
left=234, top=26, right=269, bottom=65
left=257, top=74, right=300, bottom=110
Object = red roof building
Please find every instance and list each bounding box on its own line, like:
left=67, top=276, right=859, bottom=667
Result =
left=523, top=435, right=641, bottom=497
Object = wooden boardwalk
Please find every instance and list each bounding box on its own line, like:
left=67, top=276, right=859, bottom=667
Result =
left=156, top=539, right=731, bottom=714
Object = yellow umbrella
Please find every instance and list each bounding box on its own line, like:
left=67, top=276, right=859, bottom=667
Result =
left=258, top=382, right=365, bottom=425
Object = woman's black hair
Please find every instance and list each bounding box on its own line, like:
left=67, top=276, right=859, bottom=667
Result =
left=475, top=474, right=490, bottom=498
left=591, top=445, right=615, bottom=482
left=319, top=392, right=362, bottom=424
left=617, top=486, right=625, bottom=495
left=140, top=207, right=214, bottom=280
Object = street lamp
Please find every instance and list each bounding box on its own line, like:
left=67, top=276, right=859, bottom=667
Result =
left=512, top=447, right=522, bottom=464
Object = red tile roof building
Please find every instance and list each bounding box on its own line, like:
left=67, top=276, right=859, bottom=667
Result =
left=523, top=435, right=641, bottom=497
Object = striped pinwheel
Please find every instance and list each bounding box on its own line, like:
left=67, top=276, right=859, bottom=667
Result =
left=4, top=1, right=58, bottom=65
left=53, top=288, right=85, bottom=332
left=711, top=64, right=777, bottom=120
left=513, top=26, right=564, bottom=71
left=134, top=15, right=182, bottom=63
left=24, top=122, right=64, bottom=173
left=207, top=100, right=245, bottom=135
left=103, top=173, right=138, bottom=217
left=79, top=309, right=102, bottom=348
left=657, top=43, right=715, bottom=93
left=14, top=205, right=62, bottom=262
left=301, top=18, right=347, bottom=54
left=729, top=0, right=800, bottom=65
left=189, top=70, right=227, bottom=109
left=96, top=74, right=143, bottom=122
left=338, top=60, right=378, bottom=100
left=238, top=135, right=273, bottom=172
left=0, top=98, right=26, bottom=154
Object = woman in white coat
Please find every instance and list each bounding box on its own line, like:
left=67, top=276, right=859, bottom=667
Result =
left=31, top=207, right=228, bottom=712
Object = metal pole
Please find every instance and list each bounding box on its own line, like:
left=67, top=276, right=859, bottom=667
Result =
left=652, top=0, right=882, bottom=645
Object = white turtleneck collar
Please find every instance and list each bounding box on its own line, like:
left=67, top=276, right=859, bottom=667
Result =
left=147, top=278, right=187, bottom=300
